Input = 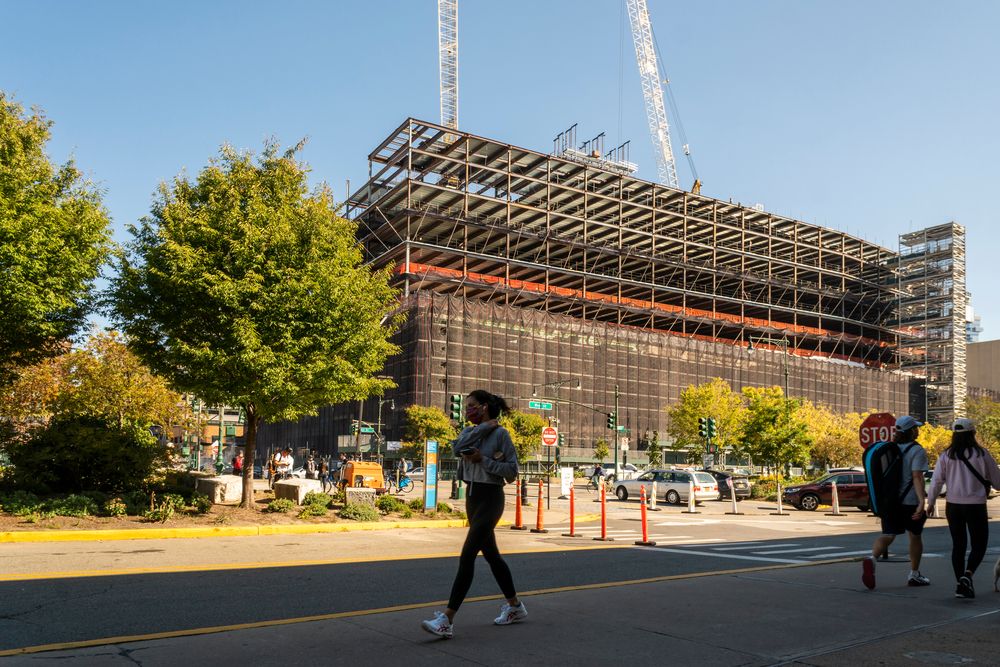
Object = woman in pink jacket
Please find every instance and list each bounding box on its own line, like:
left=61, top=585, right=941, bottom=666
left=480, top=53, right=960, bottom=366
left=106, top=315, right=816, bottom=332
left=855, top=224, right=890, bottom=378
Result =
left=926, top=418, right=1000, bottom=599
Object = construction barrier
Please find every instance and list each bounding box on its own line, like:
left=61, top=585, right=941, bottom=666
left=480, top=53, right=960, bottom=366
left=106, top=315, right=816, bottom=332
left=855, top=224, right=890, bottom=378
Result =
left=634, top=485, right=656, bottom=546
left=530, top=479, right=548, bottom=533
left=510, top=477, right=527, bottom=530
left=562, top=486, right=581, bottom=537
left=725, top=477, right=744, bottom=515
left=593, top=478, right=614, bottom=542
left=648, top=480, right=660, bottom=511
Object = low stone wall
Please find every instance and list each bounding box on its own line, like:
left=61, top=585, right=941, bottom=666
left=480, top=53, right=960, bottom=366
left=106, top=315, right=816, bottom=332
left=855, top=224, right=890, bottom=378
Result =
left=273, top=478, right=323, bottom=505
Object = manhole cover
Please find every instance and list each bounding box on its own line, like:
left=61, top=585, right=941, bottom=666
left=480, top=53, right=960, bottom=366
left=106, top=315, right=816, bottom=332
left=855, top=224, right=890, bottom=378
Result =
left=903, top=651, right=974, bottom=665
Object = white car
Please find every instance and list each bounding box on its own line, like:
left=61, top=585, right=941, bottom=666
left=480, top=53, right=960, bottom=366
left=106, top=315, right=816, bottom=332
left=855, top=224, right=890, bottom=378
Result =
left=612, top=469, right=718, bottom=505
left=407, top=467, right=424, bottom=481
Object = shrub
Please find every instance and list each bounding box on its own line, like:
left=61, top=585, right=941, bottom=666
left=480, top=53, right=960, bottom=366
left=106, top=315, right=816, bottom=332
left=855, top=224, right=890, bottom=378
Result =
left=339, top=504, right=379, bottom=522
left=375, top=494, right=407, bottom=514
left=330, top=489, right=346, bottom=505
left=103, top=497, right=128, bottom=517
left=0, top=490, right=43, bottom=516
left=436, top=502, right=453, bottom=514
left=46, top=494, right=100, bottom=517
left=303, top=491, right=333, bottom=508
left=160, top=493, right=187, bottom=512
left=265, top=498, right=295, bottom=513
left=142, top=503, right=174, bottom=523
left=124, top=490, right=151, bottom=515
left=190, top=492, right=212, bottom=514
left=400, top=507, right=413, bottom=518
left=407, top=498, right=424, bottom=511
left=298, top=503, right=329, bottom=518
left=7, top=417, right=168, bottom=494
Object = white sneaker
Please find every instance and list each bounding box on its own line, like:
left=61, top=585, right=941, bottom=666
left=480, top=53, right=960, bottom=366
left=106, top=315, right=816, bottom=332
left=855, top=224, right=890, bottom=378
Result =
left=421, top=611, right=453, bottom=639
left=494, top=601, right=528, bottom=625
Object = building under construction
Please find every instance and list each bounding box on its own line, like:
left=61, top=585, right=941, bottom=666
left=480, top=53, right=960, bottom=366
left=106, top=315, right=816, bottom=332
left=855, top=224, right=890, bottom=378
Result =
left=260, top=119, right=934, bottom=462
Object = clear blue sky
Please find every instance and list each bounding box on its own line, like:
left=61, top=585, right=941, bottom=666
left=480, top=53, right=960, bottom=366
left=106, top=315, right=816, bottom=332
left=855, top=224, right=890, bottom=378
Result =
left=4, top=1, right=998, bottom=337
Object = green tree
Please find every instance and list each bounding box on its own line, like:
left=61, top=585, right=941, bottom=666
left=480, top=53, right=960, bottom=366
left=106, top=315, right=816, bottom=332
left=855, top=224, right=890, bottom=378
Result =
left=740, top=386, right=811, bottom=475
left=967, top=397, right=1000, bottom=460
left=0, top=93, right=113, bottom=384
left=109, top=142, right=400, bottom=507
left=499, top=410, right=546, bottom=464
left=800, top=402, right=861, bottom=469
left=593, top=438, right=610, bottom=464
left=646, top=429, right=662, bottom=467
left=401, top=404, right=457, bottom=459
left=666, top=378, right=745, bottom=457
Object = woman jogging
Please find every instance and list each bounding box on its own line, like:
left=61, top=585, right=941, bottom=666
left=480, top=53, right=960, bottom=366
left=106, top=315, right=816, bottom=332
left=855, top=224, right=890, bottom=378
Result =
left=926, top=418, right=1000, bottom=599
left=421, top=390, right=525, bottom=639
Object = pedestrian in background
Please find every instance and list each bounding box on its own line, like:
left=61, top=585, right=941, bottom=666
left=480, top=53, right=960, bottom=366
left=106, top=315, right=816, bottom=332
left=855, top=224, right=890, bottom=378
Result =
left=232, top=450, right=244, bottom=477
left=421, top=390, right=525, bottom=639
left=926, top=418, right=1000, bottom=599
left=862, top=414, right=930, bottom=590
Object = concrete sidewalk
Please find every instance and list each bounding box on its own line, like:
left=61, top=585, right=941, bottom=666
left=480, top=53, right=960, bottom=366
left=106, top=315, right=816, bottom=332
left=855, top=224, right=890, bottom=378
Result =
left=3, top=539, right=997, bottom=665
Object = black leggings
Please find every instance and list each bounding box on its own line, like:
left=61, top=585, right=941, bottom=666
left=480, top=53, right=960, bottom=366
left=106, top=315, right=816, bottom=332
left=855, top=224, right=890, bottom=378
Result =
left=448, top=482, right=517, bottom=611
left=945, top=502, right=989, bottom=580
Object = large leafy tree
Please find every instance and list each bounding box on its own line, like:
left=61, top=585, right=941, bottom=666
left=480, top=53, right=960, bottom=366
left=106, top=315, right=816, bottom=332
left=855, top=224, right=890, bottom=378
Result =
left=800, top=402, right=861, bottom=469
left=666, top=377, right=745, bottom=457
left=499, top=410, right=546, bottom=464
left=0, top=93, right=112, bottom=384
left=967, top=397, right=1000, bottom=460
left=740, top=386, right=811, bottom=475
left=110, top=142, right=400, bottom=507
left=593, top=438, right=610, bottom=464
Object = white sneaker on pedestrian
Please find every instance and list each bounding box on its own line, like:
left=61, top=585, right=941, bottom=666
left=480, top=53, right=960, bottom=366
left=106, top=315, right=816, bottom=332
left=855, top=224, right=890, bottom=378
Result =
left=494, top=601, right=528, bottom=625
left=421, top=611, right=453, bottom=639
left=907, top=572, right=931, bottom=587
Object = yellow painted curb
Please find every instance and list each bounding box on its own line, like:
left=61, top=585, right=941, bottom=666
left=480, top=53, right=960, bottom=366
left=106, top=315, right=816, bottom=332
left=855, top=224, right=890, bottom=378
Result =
left=0, top=518, right=468, bottom=544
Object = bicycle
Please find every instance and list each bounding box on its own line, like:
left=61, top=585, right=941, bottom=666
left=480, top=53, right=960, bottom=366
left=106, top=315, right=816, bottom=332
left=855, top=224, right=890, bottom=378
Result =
left=384, top=471, right=415, bottom=494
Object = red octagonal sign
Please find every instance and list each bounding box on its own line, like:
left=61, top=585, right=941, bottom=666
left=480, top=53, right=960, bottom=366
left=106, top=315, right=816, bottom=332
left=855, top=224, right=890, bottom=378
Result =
left=541, top=426, right=558, bottom=447
left=860, top=412, right=896, bottom=450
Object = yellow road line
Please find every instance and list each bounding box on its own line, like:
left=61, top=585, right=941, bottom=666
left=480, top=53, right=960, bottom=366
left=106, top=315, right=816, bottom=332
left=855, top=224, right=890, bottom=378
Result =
left=0, top=543, right=623, bottom=582
left=0, top=556, right=854, bottom=657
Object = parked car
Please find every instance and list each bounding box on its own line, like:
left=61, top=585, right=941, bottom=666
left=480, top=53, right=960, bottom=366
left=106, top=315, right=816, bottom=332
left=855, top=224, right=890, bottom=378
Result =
left=612, top=469, right=718, bottom=505
left=700, top=469, right=752, bottom=500
left=783, top=472, right=869, bottom=511
left=407, top=467, right=425, bottom=481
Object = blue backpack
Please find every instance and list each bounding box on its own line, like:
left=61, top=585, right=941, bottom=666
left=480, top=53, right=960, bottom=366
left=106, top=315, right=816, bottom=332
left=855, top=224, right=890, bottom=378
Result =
left=863, top=441, right=915, bottom=517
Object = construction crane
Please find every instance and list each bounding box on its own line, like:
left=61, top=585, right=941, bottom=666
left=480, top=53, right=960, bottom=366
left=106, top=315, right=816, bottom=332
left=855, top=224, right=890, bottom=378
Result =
left=625, top=0, right=700, bottom=193
left=438, top=0, right=458, bottom=133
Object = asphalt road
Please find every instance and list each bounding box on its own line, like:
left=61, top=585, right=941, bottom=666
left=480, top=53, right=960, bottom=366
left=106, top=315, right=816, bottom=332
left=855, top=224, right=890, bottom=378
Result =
left=0, top=496, right=983, bottom=656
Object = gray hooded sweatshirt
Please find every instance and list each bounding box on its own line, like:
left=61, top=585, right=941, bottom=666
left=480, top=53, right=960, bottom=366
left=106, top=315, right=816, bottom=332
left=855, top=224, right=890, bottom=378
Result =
left=453, top=422, right=519, bottom=485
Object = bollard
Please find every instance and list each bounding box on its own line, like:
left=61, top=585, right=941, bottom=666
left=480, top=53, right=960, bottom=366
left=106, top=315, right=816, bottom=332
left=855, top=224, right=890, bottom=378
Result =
left=825, top=482, right=845, bottom=516
left=770, top=483, right=790, bottom=516
left=682, top=479, right=700, bottom=514
left=562, top=486, right=582, bottom=537
left=928, top=498, right=945, bottom=520
left=520, top=477, right=529, bottom=506
left=531, top=479, right=548, bottom=533
left=456, top=478, right=465, bottom=501
left=593, top=478, right=614, bottom=541
left=725, top=477, right=744, bottom=515
left=450, top=477, right=458, bottom=500
left=510, top=476, right=527, bottom=530
left=648, top=480, right=661, bottom=511
left=634, top=485, right=656, bottom=546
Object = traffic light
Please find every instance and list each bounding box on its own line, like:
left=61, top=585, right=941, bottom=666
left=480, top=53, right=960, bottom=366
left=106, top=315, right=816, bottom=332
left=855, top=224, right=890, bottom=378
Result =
left=558, top=432, right=566, bottom=447
left=450, top=394, right=463, bottom=421
left=698, top=416, right=709, bottom=439
left=606, top=412, right=616, bottom=430
left=707, top=417, right=718, bottom=439
left=351, top=420, right=359, bottom=436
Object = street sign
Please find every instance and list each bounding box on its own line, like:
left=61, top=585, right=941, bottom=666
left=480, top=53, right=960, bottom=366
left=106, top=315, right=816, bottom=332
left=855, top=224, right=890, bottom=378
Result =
left=386, top=440, right=401, bottom=451
left=528, top=400, right=553, bottom=411
left=616, top=425, right=626, bottom=432
left=859, top=412, right=895, bottom=450
left=360, top=426, right=375, bottom=434
left=703, top=454, right=714, bottom=468
left=541, top=426, right=558, bottom=447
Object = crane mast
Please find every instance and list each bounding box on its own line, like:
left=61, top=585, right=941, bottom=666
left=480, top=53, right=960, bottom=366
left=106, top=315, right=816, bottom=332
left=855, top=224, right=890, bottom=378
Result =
left=438, top=0, right=458, bottom=133
left=625, top=0, right=679, bottom=189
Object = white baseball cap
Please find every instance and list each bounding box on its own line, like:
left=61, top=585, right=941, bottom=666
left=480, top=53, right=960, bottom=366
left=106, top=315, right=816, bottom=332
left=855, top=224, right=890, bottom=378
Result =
left=952, top=418, right=976, bottom=433
left=895, top=415, right=923, bottom=431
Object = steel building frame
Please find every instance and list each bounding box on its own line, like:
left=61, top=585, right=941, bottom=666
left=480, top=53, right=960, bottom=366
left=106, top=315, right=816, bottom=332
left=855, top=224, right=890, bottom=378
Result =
left=349, top=118, right=901, bottom=367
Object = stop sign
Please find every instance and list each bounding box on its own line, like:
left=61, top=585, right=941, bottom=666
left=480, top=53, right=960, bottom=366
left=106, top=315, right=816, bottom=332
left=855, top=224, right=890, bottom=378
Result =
left=860, top=412, right=896, bottom=450
left=541, top=426, right=558, bottom=447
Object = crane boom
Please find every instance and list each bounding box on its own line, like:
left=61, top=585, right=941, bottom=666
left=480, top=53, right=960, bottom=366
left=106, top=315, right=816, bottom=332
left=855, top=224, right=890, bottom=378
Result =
left=438, top=0, right=458, bottom=132
left=625, top=0, right=678, bottom=188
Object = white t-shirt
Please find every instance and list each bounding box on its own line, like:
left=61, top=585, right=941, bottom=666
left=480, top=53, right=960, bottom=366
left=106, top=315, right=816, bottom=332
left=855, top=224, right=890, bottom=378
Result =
left=275, top=453, right=294, bottom=472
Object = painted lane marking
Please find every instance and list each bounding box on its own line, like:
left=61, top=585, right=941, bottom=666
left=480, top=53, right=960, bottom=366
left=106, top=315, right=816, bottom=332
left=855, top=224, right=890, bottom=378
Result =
left=756, top=546, right=845, bottom=555
left=641, top=547, right=806, bottom=564
left=713, top=543, right=801, bottom=551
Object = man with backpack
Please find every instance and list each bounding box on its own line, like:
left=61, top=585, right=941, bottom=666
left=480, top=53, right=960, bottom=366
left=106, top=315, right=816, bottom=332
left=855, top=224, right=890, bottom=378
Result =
left=862, top=414, right=931, bottom=590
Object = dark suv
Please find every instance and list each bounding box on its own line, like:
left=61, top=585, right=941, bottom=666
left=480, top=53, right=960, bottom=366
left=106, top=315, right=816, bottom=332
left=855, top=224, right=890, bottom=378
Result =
left=782, top=472, right=869, bottom=511
left=700, top=469, right=752, bottom=500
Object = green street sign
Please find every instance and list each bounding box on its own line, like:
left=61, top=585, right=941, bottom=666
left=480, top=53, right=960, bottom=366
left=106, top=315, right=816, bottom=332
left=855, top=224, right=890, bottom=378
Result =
left=528, top=400, right=553, bottom=410
left=360, top=426, right=375, bottom=434
left=616, top=425, right=626, bottom=432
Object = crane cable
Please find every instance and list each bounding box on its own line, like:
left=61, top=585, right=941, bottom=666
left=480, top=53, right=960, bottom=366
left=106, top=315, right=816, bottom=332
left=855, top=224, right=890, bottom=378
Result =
left=651, top=26, right=699, bottom=187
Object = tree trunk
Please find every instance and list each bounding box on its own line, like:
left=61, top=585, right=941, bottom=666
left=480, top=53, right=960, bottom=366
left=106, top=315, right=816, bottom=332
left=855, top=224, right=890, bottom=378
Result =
left=241, top=409, right=258, bottom=509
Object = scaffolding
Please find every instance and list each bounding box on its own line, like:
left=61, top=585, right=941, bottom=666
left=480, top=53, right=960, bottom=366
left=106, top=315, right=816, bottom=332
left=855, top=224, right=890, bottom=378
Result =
left=898, top=223, right=967, bottom=425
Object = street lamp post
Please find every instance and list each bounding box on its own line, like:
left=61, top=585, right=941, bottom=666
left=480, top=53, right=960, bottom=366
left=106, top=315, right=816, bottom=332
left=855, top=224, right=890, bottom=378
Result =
left=216, top=405, right=225, bottom=474
left=532, top=378, right=581, bottom=509
left=376, top=398, right=395, bottom=461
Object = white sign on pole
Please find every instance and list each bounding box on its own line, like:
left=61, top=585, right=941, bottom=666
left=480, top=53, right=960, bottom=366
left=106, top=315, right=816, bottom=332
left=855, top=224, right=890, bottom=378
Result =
left=560, top=467, right=574, bottom=496
left=702, top=454, right=714, bottom=468
left=386, top=440, right=401, bottom=452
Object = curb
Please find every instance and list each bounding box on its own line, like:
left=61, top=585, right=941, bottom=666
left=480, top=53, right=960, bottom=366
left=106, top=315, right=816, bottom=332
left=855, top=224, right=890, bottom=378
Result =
left=0, top=518, right=469, bottom=544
